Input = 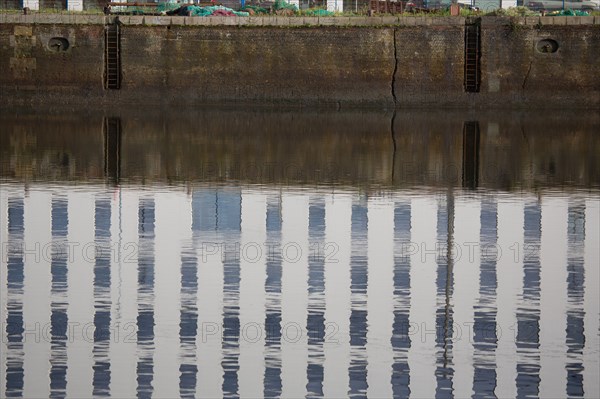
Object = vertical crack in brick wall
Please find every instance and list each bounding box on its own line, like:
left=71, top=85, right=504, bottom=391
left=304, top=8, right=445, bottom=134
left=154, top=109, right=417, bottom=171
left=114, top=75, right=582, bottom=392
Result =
left=522, top=60, right=533, bottom=90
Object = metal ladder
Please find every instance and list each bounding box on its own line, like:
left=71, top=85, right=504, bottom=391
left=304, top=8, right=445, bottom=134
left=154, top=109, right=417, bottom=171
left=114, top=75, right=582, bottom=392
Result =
left=464, top=22, right=480, bottom=93
left=105, top=22, right=121, bottom=90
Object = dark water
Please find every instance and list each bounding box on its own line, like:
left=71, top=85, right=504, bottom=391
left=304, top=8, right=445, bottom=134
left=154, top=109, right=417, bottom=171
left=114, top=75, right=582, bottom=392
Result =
left=0, top=108, right=599, bottom=398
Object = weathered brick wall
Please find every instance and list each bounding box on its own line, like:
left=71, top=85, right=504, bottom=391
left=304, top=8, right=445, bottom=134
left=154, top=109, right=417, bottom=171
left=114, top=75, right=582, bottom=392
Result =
left=393, top=19, right=600, bottom=107
left=0, top=15, right=598, bottom=108
left=478, top=18, right=600, bottom=107
left=393, top=24, right=465, bottom=107
left=120, top=26, right=395, bottom=107
left=0, top=22, right=104, bottom=106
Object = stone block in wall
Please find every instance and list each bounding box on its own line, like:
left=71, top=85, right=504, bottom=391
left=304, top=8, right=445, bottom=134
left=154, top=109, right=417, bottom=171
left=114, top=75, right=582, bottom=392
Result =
left=144, top=16, right=172, bottom=25
left=512, top=17, right=526, bottom=26
left=539, top=16, right=554, bottom=25
left=13, top=25, right=33, bottom=36
left=275, top=16, right=290, bottom=26
left=398, top=16, right=416, bottom=26
left=365, top=16, right=384, bottom=25
left=303, top=16, right=319, bottom=25
left=288, top=17, right=305, bottom=26
left=274, top=16, right=290, bottom=26
left=186, top=16, right=202, bottom=25
left=262, top=16, right=277, bottom=25
left=226, top=16, right=240, bottom=25
left=55, top=14, right=74, bottom=24
left=431, top=16, right=449, bottom=25
left=72, top=14, right=89, bottom=24
left=413, top=17, right=431, bottom=25
left=236, top=17, right=252, bottom=25
left=346, top=17, right=369, bottom=26
left=525, top=16, right=540, bottom=25
left=10, top=14, right=34, bottom=24
left=481, top=16, right=511, bottom=26
left=127, top=16, right=145, bottom=25
left=437, top=16, right=464, bottom=25
left=4, top=15, right=18, bottom=23
left=171, top=16, right=186, bottom=26
left=93, top=15, right=107, bottom=24
left=333, top=16, right=351, bottom=25
left=318, top=16, right=337, bottom=25
left=579, top=16, right=593, bottom=25
left=566, top=16, right=581, bottom=25
left=381, top=16, right=398, bottom=25
left=246, top=16, right=263, bottom=25
left=208, top=16, right=226, bottom=25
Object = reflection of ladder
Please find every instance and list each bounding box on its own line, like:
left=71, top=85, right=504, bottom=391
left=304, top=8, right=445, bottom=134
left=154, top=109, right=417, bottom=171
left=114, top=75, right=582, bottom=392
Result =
left=464, top=21, right=480, bottom=93
left=103, top=117, right=122, bottom=182
left=462, top=121, right=480, bottom=189
left=105, top=22, right=120, bottom=90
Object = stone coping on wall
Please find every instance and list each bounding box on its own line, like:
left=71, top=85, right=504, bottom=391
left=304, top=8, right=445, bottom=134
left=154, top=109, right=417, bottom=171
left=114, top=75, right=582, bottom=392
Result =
left=0, top=13, right=598, bottom=26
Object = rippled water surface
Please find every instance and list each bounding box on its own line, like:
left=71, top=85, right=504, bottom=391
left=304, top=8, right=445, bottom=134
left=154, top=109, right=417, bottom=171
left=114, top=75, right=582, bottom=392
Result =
left=0, top=108, right=599, bottom=398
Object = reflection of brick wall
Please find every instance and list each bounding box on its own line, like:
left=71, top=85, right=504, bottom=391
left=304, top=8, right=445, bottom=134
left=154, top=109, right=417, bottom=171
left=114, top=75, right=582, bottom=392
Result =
left=1, top=109, right=598, bottom=189
left=0, top=114, right=106, bottom=181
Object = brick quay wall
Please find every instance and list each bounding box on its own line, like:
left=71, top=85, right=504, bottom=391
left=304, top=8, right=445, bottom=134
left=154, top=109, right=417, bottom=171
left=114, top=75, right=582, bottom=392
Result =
left=1, top=14, right=599, bottom=108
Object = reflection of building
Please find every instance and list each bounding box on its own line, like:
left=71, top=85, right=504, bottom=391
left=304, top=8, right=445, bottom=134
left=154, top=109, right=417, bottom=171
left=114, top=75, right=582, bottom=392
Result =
left=0, top=184, right=598, bottom=398
left=192, top=190, right=242, bottom=233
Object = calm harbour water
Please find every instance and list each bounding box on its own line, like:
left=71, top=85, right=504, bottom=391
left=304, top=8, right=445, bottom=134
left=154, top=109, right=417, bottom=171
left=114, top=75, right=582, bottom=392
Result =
left=0, top=108, right=599, bottom=398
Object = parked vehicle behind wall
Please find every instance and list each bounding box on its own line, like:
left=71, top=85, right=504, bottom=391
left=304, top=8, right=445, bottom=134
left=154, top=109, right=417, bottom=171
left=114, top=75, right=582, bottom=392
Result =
left=525, top=0, right=599, bottom=12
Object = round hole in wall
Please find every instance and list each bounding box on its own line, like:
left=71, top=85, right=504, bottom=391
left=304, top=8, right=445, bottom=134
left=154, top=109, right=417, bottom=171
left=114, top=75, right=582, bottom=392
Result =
left=536, top=39, right=558, bottom=54
left=48, top=37, right=70, bottom=52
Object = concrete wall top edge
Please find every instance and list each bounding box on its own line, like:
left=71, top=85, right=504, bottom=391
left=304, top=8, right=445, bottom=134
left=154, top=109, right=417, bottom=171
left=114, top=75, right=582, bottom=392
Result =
left=0, top=13, right=597, bottom=26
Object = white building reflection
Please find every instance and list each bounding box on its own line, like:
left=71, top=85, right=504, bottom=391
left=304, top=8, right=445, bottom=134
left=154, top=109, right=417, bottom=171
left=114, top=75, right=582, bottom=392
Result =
left=0, top=184, right=599, bottom=398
